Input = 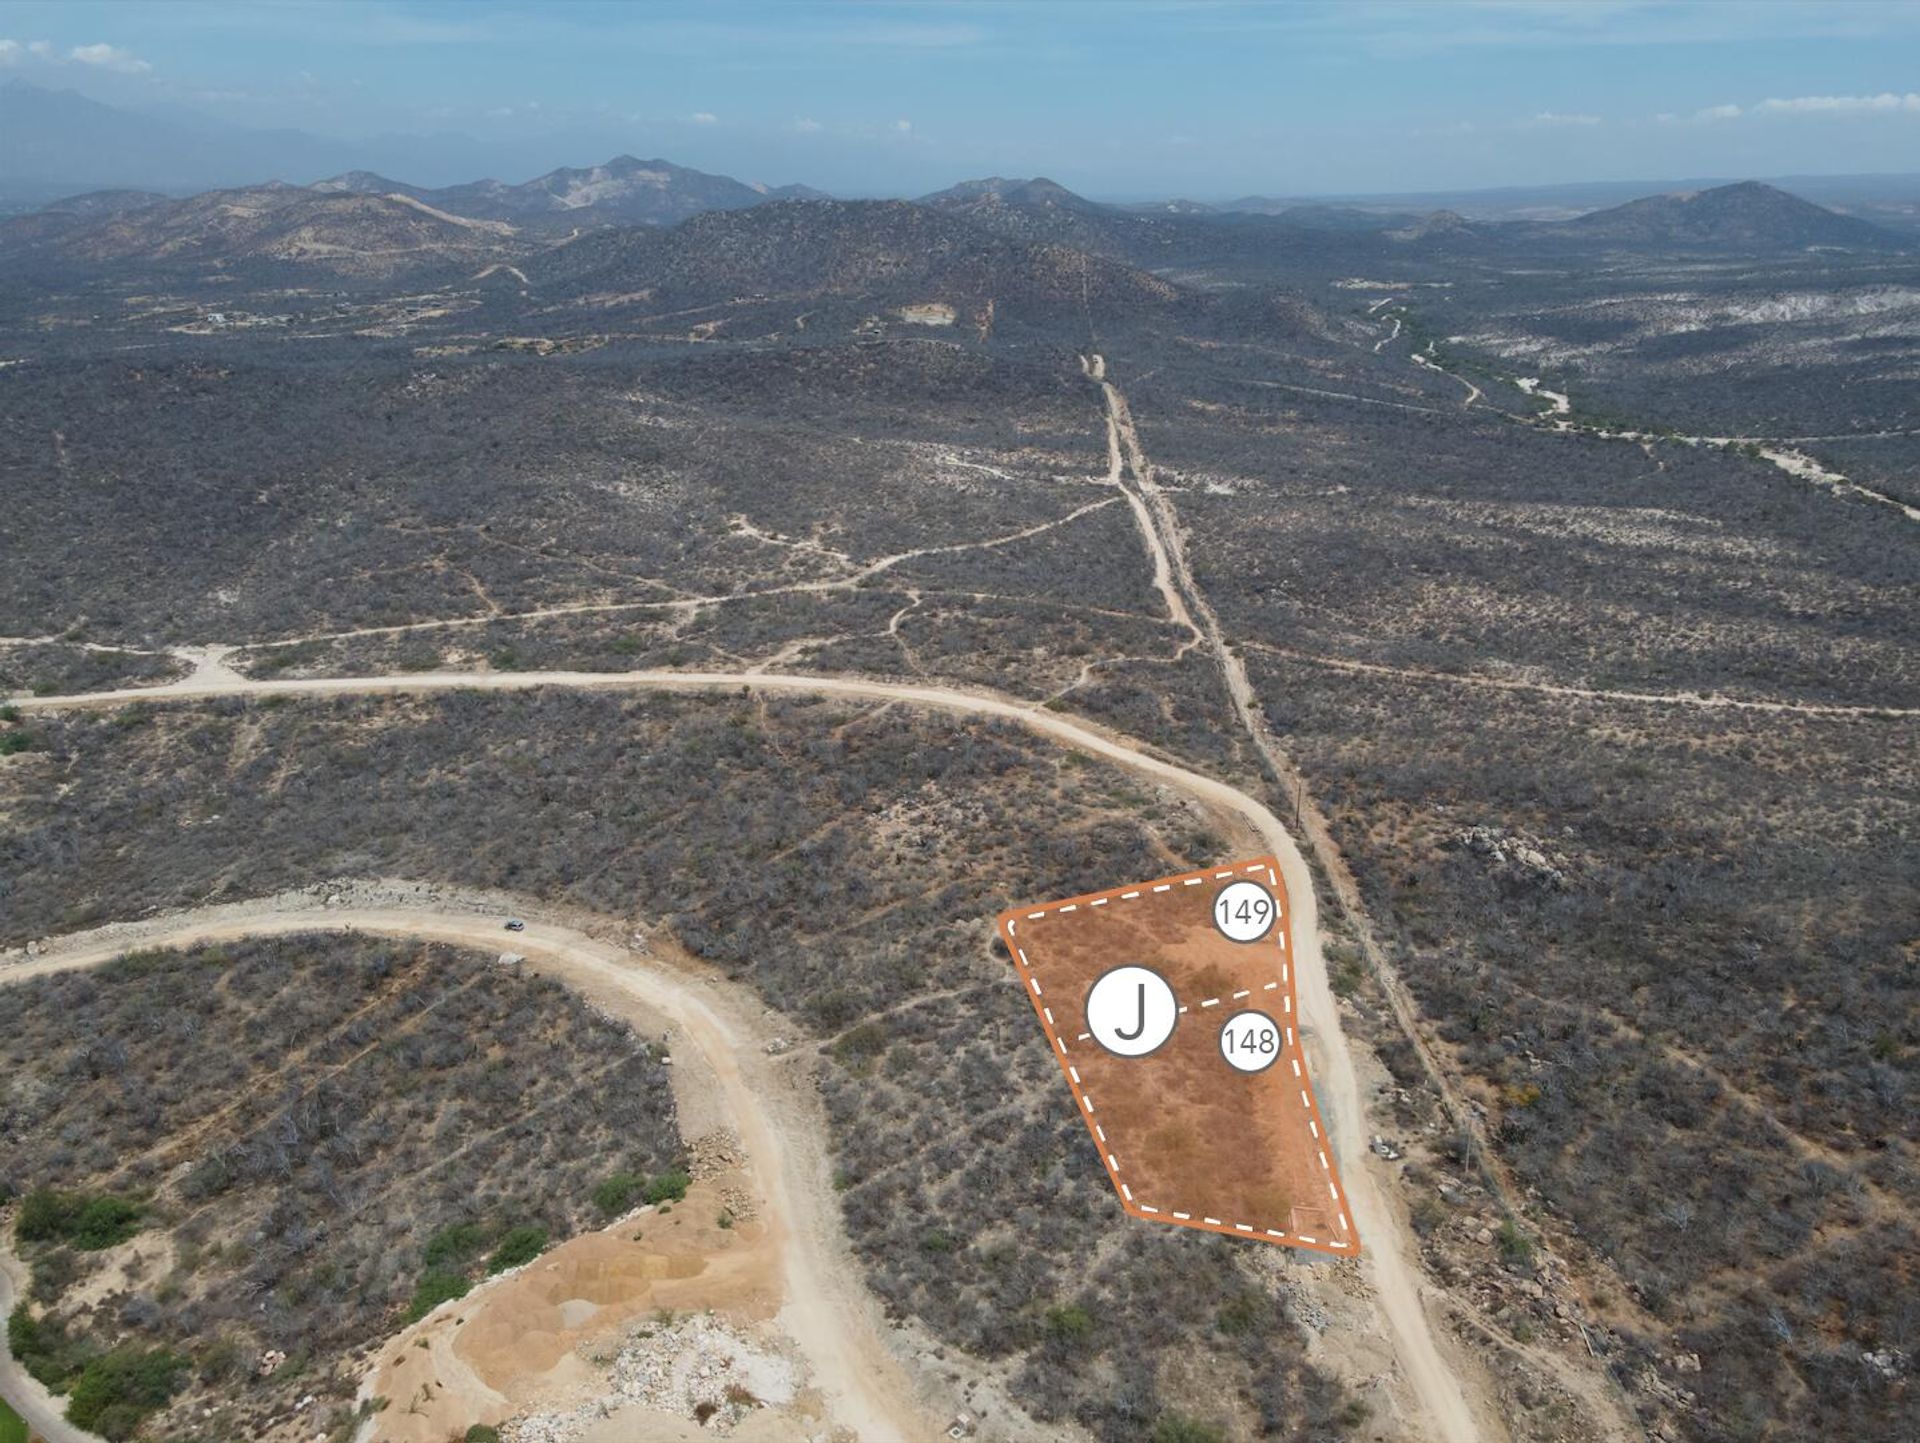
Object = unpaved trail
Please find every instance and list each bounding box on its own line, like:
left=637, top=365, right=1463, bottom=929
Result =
left=1081, top=352, right=1204, bottom=651
left=141, top=493, right=1125, bottom=658
left=1381, top=321, right=1919, bottom=523
left=1246, top=377, right=1451, bottom=417
left=18, top=656, right=1511, bottom=1440
left=1086, top=359, right=1508, bottom=1443
left=1371, top=299, right=1404, bottom=354
left=1513, top=377, right=1570, bottom=416
left=1246, top=641, right=1919, bottom=719
left=2, top=894, right=941, bottom=1443
left=1411, top=344, right=1482, bottom=407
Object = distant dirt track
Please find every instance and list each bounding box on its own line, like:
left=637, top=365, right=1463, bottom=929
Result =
left=14, top=662, right=1495, bottom=1442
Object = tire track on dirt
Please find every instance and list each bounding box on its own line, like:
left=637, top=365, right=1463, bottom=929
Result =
left=2, top=899, right=942, bottom=1443
left=16, top=659, right=1521, bottom=1441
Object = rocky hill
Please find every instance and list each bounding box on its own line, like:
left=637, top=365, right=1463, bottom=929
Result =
left=914, top=175, right=1199, bottom=262
left=1552, top=179, right=1901, bottom=251
left=0, top=183, right=527, bottom=279
left=314, top=155, right=818, bottom=230
left=920, top=176, right=1107, bottom=214
left=527, top=197, right=1183, bottom=316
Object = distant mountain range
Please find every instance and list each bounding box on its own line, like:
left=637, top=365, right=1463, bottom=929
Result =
left=4, top=77, right=1914, bottom=259
left=0, top=80, right=822, bottom=216
left=910, top=174, right=1905, bottom=257
left=0, top=182, right=529, bottom=281
left=0, top=85, right=1907, bottom=293
left=313, top=157, right=829, bottom=230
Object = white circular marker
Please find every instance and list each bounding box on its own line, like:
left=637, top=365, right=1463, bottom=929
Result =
left=1212, top=879, right=1278, bottom=943
left=1084, top=965, right=1179, bottom=1057
left=1219, top=1010, right=1283, bottom=1073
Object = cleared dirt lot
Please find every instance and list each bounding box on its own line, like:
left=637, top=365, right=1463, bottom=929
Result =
left=1002, top=859, right=1356, bottom=1256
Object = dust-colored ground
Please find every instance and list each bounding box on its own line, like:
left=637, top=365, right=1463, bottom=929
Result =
left=4, top=889, right=941, bottom=1443
left=10, top=670, right=1515, bottom=1443
left=1001, top=858, right=1357, bottom=1256
left=368, top=1175, right=801, bottom=1442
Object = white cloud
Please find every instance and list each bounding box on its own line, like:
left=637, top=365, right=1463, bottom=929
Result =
left=691, top=111, right=718, bottom=124
left=1755, top=91, right=1920, bottom=114
left=793, top=117, right=823, bottom=133
left=1675, top=93, right=1920, bottom=125
left=0, top=38, right=21, bottom=65
left=28, top=39, right=49, bottom=56
left=1532, top=111, right=1601, bottom=127
left=69, top=42, right=150, bottom=73
left=894, top=118, right=912, bottom=133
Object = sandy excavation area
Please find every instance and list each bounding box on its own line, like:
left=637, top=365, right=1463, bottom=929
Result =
left=366, top=1172, right=833, bottom=1442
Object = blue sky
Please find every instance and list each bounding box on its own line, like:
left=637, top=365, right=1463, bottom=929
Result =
left=3, top=0, right=1919, bottom=196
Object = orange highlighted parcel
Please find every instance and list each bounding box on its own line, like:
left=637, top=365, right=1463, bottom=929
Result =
left=998, top=857, right=1360, bottom=1257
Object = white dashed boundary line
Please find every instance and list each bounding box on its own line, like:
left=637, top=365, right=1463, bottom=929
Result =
left=1002, top=859, right=1355, bottom=1254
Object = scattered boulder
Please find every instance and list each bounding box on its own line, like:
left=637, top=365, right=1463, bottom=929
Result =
left=1449, top=825, right=1572, bottom=889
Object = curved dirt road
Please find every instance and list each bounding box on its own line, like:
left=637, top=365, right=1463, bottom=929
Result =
left=14, top=663, right=1490, bottom=1442
left=0, top=1250, right=95, bottom=1443
left=1, top=898, right=939, bottom=1443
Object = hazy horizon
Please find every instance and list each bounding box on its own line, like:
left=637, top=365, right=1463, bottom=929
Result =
left=3, top=0, right=1920, bottom=198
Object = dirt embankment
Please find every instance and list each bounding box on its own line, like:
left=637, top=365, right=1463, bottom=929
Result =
left=2, top=891, right=943, bottom=1443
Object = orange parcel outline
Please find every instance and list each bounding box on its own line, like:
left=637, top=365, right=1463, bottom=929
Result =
left=997, top=856, right=1361, bottom=1257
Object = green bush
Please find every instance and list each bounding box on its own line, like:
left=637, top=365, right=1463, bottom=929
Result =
left=643, top=1171, right=690, bottom=1206
left=1496, top=1218, right=1535, bottom=1267
left=830, top=1021, right=888, bottom=1067
left=9, top=1304, right=93, bottom=1391
left=15, top=1189, right=142, bottom=1251
left=592, top=1172, right=644, bottom=1216
left=422, top=1221, right=487, bottom=1270
left=1, top=1396, right=28, bottom=1443
left=465, top=1428, right=502, bottom=1443
left=72, top=1196, right=143, bottom=1251
left=1151, top=1416, right=1225, bottom=1443
left=64, top=1346, right=186, bottom=1439
left=405, top=1269, right=472, bottom=1323
left=15, top=1189, right=76, bottom=1242
left=1215, top=1290, right=1270, bottom=1337
left=486, top=1225, right=547, bottom=1274
left=1042, top=1302, right=1093, bottom=1342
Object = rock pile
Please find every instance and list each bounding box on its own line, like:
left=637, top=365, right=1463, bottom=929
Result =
left=1450, top=825, right=1572, bottom=890
left=508, top=1314, right=800, bottom=1442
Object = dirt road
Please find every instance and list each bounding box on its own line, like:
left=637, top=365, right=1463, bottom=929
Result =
left=16, top=661, right=1500, bottom=1442
left=1084, top=361, right=1497, bottom=1443
left=2, top=896, right=940, bottom=1443
left=0, top=1249, right=96, bottom=1443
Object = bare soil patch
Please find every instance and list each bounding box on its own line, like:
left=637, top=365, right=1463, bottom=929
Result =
left=1001, top=858, right=1357, bottom=1256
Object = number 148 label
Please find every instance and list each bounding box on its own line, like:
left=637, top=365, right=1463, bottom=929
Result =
left=1219, top=1010, right=1281, bottom=1073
